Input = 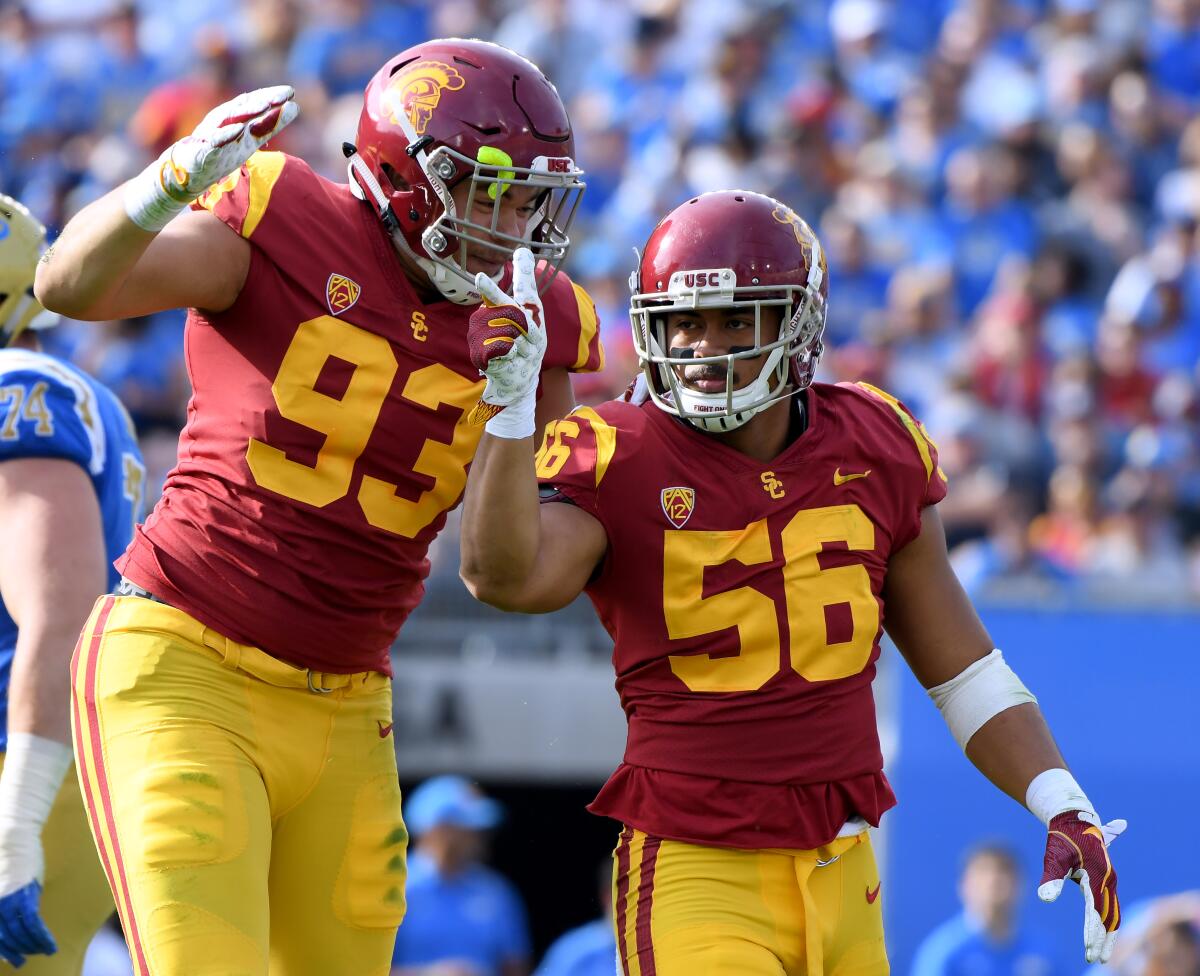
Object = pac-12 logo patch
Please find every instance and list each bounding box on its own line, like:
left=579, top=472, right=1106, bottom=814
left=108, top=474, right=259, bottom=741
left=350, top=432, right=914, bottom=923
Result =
left=326, top=273, right=361, bottom=316
left=661, top=487, right=695, bottom=528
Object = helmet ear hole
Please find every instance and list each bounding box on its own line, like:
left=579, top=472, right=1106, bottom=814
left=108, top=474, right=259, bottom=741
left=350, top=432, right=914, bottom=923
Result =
left=380, top=163, right=408, bottom=192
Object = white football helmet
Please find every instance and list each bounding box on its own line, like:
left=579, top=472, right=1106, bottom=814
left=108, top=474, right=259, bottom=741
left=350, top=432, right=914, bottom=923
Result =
left=0, top=195, right=53, bottom=348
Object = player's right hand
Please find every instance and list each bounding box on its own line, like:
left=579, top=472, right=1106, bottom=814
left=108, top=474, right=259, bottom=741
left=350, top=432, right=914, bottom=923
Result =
left=125, top=86, right=298, bottom=232
left=0, top=828, right=55, bottom=967
left=468, top=247, right=547, bottom=409
left=1038, top=811, right=1125, bottom=963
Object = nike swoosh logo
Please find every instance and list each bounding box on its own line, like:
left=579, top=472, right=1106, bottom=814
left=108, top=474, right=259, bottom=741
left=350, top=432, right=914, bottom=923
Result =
left=834, top=468, right=872, bottom=485
left=377, top=721, right=394, bottom=738
left=866, top=882, right=881, bottom=904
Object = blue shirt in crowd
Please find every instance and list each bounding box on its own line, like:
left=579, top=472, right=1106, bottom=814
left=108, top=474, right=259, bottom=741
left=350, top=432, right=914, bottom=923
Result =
left=911, top=913, right=1060, bottom=976
left=392, top=852, right=531, bottom=975
left=533, top=918, right=615, bottom=976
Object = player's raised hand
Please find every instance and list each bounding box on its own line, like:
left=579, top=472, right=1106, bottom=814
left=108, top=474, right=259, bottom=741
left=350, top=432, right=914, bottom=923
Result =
left=467, top=248, right=547, bottom=438
left=125, top=86, right=299, bottom=232
left=1038, top=812, right=1126, bottom=963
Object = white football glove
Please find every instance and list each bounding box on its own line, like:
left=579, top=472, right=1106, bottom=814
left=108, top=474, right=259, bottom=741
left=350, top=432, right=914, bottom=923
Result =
left=1038, top=811, right=1127, bottom=963
left=124, top=86, right=299, bottom=232
left=467, top=247, right=548, bottom=439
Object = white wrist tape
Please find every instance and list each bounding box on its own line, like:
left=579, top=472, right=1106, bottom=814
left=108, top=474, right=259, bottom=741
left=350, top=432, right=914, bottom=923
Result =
left=123, top=154, right=190, bottom=233
left=1025, top=767, right=1097, bottom=827
left=927, top=648, right=1037, bottom=750
left=0, top=733, right=72, bottom=835
left=484, top=389, right=536, bottom=440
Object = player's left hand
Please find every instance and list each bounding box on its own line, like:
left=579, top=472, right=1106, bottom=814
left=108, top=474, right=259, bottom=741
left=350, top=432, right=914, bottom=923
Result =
left=469, top=247, right=547, bottom=409
left=0, top=824, right=56, bottom=966
left=1038, top=811, right=1126, bottom=964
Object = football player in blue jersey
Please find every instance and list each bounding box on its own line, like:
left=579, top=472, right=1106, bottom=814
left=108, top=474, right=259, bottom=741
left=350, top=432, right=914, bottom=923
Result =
left=0, top=194, right=146, bottom=972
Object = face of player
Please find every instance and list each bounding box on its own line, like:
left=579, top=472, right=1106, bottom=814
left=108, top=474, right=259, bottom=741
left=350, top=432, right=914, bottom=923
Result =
left=664, top=306, right=784, bottom=395
left=449, top=180, right=543, bottom=279
left=959, top=852, right=1019, bottom=926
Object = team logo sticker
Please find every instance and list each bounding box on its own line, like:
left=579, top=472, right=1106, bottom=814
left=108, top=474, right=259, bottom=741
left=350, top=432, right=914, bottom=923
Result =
left=661, top=487, right=695, bottom=529
left=772, top=204, right=827, bottom=283
left=384, top=59, right=466, bottom=136
left=326, top=273, right=361, bottom=316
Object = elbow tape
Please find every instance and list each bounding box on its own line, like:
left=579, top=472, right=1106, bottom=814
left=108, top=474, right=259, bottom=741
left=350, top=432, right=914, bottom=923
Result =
left=927, top=648, right=1037, bottom=750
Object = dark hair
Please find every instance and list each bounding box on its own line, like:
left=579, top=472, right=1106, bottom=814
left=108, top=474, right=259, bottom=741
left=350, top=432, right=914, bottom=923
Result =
left=961, top=842, right=1021, bottom=876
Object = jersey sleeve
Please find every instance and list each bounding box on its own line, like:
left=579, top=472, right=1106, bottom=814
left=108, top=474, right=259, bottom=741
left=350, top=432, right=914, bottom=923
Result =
left=539, top=269, right=605, bottom=374
left=0, top=363, right=105, bottom=473
left=850, top=382, right=948, bottom=549
left=534, top=402, right=630, bottom=523
left=191, top=150, right=291, bottom=241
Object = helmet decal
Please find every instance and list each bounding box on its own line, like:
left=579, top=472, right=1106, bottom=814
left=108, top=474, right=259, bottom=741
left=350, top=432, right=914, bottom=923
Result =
left=384, top=60, right=466, bottom=136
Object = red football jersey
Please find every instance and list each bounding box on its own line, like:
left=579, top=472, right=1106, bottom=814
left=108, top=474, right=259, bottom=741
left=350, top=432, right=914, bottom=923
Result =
left=119, top=151, right=603, bottom=675
left=537, top=382, right=946, bottom=849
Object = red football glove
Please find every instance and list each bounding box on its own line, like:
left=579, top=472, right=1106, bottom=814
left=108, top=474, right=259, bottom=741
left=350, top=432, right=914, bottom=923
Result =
left=1038, top=812, right=1126, bottom=963
left=467, top=300, right=529, bottom=374
left=466, top=248, right=546, bottom=436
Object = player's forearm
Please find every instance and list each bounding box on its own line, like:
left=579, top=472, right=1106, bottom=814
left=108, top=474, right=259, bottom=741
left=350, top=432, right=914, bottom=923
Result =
left=963, top=701, right=1068, bottom=808
left=6, top=621, right=91, bottom=745
left=33, top=188, right=159, bottom=321
left=459, top=432, right=542, bottom=607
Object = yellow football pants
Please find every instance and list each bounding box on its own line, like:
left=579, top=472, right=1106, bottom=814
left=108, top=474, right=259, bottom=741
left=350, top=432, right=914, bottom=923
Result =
left=0, top=755, right=113, bottom=975
left=612, top=828, right=889, bottom=976
left=69, top=595, right=407, bottom=976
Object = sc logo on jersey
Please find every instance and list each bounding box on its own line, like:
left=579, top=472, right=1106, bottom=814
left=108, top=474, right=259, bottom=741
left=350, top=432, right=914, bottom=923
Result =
left=760, top=471, right=785, bottom=499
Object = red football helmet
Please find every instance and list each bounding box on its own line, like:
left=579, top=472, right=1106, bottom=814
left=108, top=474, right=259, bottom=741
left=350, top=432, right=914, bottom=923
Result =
left=348, top=38, right=584, bottom=304
left=630, top=190, right=828, bottom=431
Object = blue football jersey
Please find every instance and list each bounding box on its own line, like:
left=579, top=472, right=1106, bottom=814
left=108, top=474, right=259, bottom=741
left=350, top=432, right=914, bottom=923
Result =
left=0, top=349, right=145, bottom=751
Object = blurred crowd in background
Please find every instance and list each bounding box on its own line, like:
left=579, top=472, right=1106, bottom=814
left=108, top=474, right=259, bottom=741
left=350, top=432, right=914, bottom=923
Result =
left=5, top=1, right=1200, bottom=970
left=4, top=0, right=1200, bottom=606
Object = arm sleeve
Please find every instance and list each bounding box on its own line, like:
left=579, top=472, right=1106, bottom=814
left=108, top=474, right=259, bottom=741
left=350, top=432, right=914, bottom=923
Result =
left=0, top=365, right=102, bottom=474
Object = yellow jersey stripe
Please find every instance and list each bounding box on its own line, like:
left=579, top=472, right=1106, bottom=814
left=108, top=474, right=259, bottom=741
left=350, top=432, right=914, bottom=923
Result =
left=854, top=382, right=937, bottom=483
left=196, top=152, right=286, bottom=239
left=571, top=406, right=616, bottom=488
left=241, top=151, right=287, bottom=239
left=571, top=281, right=605, bottom=372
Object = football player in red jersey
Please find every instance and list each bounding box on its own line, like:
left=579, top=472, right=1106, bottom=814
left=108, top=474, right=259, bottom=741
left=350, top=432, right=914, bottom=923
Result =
left=34, top=39, right=602, bottom=976
left=460, top=190, right=1124, bottom=975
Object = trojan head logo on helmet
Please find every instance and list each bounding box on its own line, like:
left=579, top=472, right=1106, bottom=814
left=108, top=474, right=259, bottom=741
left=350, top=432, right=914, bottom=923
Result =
left=347, top=38, right=585, bottom=305
left=0, top=195, right=53, bottom=348
left=629, top=190, right=828, bottom=433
